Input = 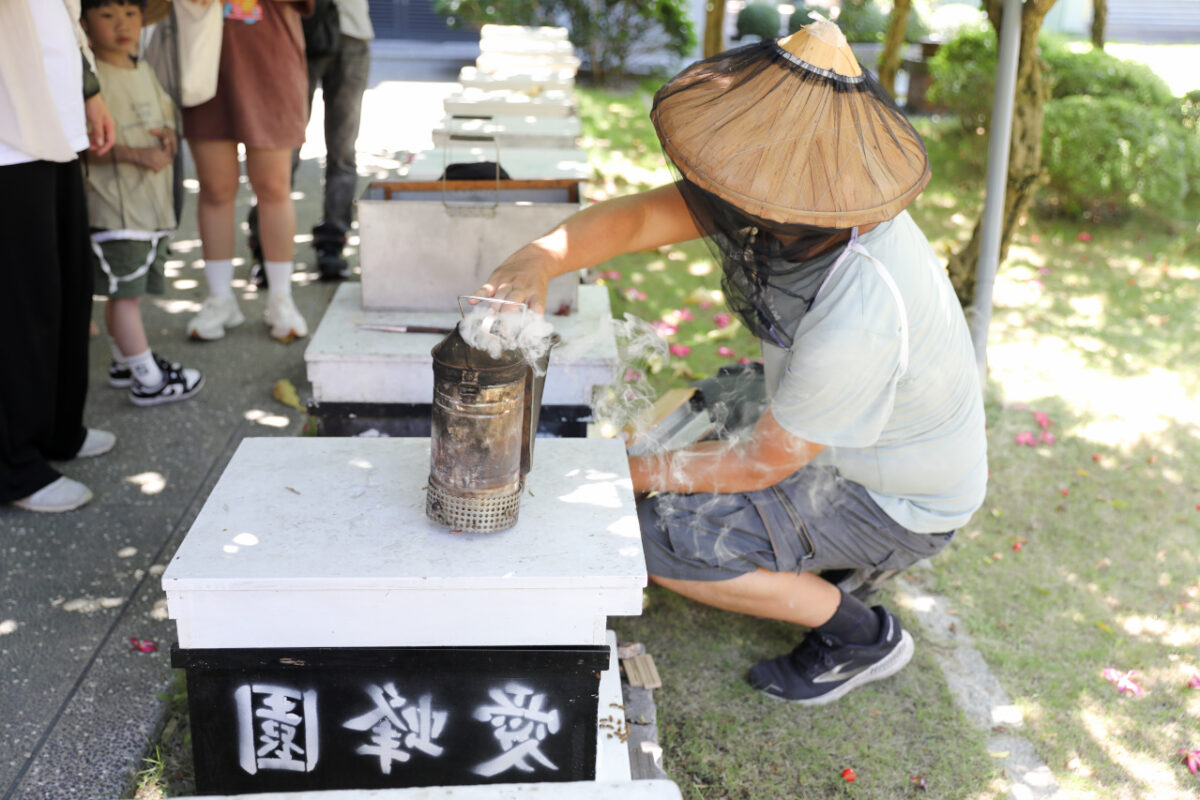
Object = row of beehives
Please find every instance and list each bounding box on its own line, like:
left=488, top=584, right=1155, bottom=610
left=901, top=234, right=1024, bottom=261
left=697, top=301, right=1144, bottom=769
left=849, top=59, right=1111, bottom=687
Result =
left=357, top=24, right=591, bottom=315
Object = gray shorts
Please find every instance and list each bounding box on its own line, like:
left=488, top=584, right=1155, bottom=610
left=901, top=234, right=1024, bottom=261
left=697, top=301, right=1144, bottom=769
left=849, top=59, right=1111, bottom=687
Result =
left=639, top=465, right=954, bottom=582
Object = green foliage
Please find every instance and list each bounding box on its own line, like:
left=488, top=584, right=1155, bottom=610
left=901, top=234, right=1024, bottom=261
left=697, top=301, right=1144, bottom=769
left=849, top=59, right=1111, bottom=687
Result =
left=835, top=0, right=929, bottom=43
left=927, top=29, right=1200, bottom=221
left=786, top=3, right=821, bottom=33
left=1042, top=39, right=1177, bottom=110
left=1042, top=95, right=1199, bottom=220
left=735, top=2, right=781, bottom=40
left=926, top=26, right=997, bottom=129
left=432, top=0, right=695, bottom=84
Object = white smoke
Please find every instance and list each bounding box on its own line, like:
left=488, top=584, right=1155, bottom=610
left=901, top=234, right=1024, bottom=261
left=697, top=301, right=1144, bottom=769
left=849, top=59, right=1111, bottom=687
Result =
left=459, top=301, right=558, bottom=373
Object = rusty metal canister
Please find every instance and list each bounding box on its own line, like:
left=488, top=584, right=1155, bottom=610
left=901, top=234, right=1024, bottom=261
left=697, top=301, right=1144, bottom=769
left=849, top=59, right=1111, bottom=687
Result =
left=426, top=324, right=533, bottom=532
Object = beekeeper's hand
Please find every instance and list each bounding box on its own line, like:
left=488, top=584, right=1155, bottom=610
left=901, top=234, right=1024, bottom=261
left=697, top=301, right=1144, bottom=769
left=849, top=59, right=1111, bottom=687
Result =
left=474, top=249, right=553, bottom=315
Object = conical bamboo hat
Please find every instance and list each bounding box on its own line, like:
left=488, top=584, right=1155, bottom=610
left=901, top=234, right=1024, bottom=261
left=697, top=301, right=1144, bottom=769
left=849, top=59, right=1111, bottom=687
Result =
left=651, top=18, right=930, bottom=229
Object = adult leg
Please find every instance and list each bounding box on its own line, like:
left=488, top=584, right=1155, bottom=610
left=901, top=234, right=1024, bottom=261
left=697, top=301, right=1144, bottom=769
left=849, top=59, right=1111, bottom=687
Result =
left=247, top=146, right=307, bottom=341
left=46, top=158, right=94, bottom=461
left=187, top=139, right=245, bottom=339
left=312, top=35, right=370, bottom=279
left=0, top=161, right=80, bottom=504
left=650, top=569, right=841, bottom=628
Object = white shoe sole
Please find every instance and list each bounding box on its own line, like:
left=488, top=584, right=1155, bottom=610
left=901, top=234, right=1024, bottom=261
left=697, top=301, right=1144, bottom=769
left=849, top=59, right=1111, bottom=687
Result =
left=12, top=479, right=94, bottom=512
left=129, top=374, right=205, bottom=407
left=763, top=630, right=915, bottom=707
left=188, top=308, right=246, bottom=341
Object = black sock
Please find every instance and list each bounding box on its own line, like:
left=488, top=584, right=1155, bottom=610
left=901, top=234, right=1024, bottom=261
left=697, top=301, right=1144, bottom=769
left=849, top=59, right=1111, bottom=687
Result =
left=813, top=588, right=881, bottom=645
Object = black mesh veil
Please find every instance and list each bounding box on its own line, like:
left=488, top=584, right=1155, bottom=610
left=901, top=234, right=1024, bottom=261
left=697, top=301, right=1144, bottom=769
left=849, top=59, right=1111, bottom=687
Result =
left=650, top=32, right=929, bottom=349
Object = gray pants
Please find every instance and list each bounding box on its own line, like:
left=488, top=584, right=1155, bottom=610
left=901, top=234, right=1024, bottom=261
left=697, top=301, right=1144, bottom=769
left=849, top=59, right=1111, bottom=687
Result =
left=639, top=465, right=954, bottom=582
left=305, top=34, right=370, bottom=241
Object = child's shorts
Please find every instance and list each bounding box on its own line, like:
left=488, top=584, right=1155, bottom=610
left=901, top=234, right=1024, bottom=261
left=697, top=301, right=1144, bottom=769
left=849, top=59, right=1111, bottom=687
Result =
left=90, top=232, right=170, bottom=299
left=638, top=464, right=955, bottom=582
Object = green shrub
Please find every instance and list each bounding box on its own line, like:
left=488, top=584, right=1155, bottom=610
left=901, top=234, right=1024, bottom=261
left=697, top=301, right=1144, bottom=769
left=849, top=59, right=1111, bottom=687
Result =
left=786, top=3, right=821, bottom=33
left=736, top=2, right=781, bottom=40
left=1041, top=95, right=1199, bottom=220
left=834, top=0, right=928, bottom=43
left=1042, top=39, right=1177, bottom=111
left=926, top=26, right=997, bottom=129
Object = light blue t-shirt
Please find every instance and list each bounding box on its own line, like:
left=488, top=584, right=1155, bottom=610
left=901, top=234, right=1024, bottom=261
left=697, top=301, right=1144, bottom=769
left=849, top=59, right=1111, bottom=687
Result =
left=761, top=211, right=988, bottom=533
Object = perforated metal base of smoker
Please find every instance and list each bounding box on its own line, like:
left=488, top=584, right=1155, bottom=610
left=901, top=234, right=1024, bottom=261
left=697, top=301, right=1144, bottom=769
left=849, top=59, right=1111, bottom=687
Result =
left=426, top=478, right=524, bottom=533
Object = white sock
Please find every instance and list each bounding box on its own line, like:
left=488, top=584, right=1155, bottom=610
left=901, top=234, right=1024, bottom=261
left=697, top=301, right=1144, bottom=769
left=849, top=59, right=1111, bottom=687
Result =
left=204, top=258, right=235, bottom=299
left=264, top=260, right=294, bottom=299
left=108, top=337, right=125, bottom=364
left=126, top=349, right=163, bottom=388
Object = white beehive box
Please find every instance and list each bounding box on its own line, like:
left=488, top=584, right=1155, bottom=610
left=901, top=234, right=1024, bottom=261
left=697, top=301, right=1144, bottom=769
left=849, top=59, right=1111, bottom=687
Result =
left=444, top=88, right=577, bottom=119
left=404, top=146, right=589, bottom=183
left=161, top=437, right=647, bottom=650
left=458, top=65, right=576, bottom=93
left=305, top=283, right=620, bottom=407
left=357, top=178, right=581, bottom=312
left=432, top=115, right=580, bottom=150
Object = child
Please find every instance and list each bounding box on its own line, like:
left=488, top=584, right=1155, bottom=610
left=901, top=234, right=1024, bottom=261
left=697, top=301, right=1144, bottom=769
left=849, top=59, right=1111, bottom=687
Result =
left=82, top=0, right=203, bottom=405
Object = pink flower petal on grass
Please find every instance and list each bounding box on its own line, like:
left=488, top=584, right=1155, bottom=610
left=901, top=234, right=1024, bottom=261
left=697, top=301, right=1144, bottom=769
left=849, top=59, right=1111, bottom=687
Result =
left=1077, top=231, right=1093, bottom=243
left=713, top=312, right=732, bottom=329
left=676, top=307, right=695, bottom=322
left=1179, top=748, right=1200, bottom=775
left=1032, top=411, right=1052, bottom=429
left=1014, top=431, right=1036, bottom=446
left=604, top=271, right=622, bottom=280
left=717, top=346, right=735, bottom=357
left=624, top=287, right=648, bottom=301
left=650, top=321, right=677, bottom=337
left=669, top=344, right=691, bottom=358
left=1037, top=431, right=1056, bottom=445
left=1102, top=668, right=1144, bottom=696
left=1187, top=674, right=1200, bottom=690
left=624, top=368, right=643, bottom=382
left=738, top=357, right=752, bottom=365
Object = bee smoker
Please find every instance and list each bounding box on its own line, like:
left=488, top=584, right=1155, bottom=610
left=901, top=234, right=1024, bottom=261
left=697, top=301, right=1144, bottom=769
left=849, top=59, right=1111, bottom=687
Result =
left=425, top=302, right=557, bottom=532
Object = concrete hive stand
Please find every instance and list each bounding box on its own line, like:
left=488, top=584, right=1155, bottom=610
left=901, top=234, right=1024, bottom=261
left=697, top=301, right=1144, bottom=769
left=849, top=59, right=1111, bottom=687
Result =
left=432, top=115, right=581, bottom=151
left=303, top=283, right=619, bottom=438
left=162, top=437, right=648, bottom=794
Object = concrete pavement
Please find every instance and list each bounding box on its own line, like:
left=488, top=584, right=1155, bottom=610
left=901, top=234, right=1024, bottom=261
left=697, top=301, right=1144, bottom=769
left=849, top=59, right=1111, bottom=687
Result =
left=0, top=46, right=469, bottom=800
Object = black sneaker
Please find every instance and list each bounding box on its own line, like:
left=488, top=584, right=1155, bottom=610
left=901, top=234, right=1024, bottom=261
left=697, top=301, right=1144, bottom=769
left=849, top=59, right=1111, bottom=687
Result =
left=108, top=359, right=132, bottom=388
left=315, top=242, right=350, bottom=281
left=748, top=606, right=913, bottom=705
left=130, top=355, right=205, bottom=407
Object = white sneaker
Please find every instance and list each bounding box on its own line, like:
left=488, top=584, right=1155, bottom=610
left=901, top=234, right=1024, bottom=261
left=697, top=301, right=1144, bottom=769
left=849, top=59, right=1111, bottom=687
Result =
left=265, top=294, right=308, bottom=342
left=76, top=428, right=116, bottom=458
left=13, top=476, right=93, bottom=512
left=188, top=295, right=245, bottom=341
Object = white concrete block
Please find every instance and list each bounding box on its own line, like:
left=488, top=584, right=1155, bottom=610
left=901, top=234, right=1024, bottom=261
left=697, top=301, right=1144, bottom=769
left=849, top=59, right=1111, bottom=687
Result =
left=405, top=146, right=589, bottom=182
left=595, top=631, right=632, bottom=782
left=458, top=66, right=575, bottom=92
left=357, top=179, right=580, bottom=312
left=433, top=115, right=580, bottom=150
left=478, top=36, right=575, bottom=56
left=475, top=51, right=583, bottom=73
left=305, top=283, right=620, bottom=407
left=480, top=24, right=570, bottom=42
left=190, top=780, right=683, bottom=799
left=444, top=88, right=577, bottom=119
left=162, top=437, right=646, bottom=649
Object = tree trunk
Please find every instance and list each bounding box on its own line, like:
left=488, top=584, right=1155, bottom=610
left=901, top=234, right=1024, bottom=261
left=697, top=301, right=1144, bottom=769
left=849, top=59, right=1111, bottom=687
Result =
left=1091, top=0, right=1107, bottom=50
left=704, top=0, right=725, bottom=58
left=946, top=0, right=1057, bottom=307
left=878, top=0, right=911, bottom=97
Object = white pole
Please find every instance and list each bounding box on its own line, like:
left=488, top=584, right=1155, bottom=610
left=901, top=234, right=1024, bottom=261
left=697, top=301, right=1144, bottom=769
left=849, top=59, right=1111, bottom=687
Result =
left=970, top=0, right=1024, bottom=387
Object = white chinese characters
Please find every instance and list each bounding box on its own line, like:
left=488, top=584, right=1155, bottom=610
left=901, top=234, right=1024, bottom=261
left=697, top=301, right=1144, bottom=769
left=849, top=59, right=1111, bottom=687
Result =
left=471, top=682, right=562, bottom=778
left=235, top=683, right=320, bottom=774
left=343, top=683, right=448, bottom=774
